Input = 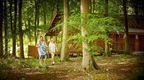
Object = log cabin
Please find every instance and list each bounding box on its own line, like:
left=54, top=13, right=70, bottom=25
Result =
left=45, top=12, right=144, bottom=55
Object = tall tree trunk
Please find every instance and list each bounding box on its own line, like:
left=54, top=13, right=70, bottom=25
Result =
left=9, top=0, right=15, bottom=57
left=104, top=0, right=108, bottom=16
left=18, top=0, right=24, bottom=58
left=34, top=0, right=39, bottom=45
left=13, top=0, right=18, bottom=57
left=61, top=0, right=69, bottom=61
left=43, top=1, right=46, bottom=26
left=91, top=0, right=96, bottom=13
left=43, top=11, right=46, bottom=26
left=90, top=0, right=93, bottom=13
left=104, top=0, right=109, bottom=56
left=93, top=0, right=96, bottom=13
left=28, top=18, right=32, bottom=45
left=123, top=0, right=130, bottom=54
left=81, top=0, right=90, bottom=70
left=0, top=0, right=3, bottom=57
left=9, top=0, right=13, bottom=36
left=81, top=0, right=98, bottom=70
left=4, top=0, right=8, bottom=55
left=34, top=0, right=38, bottom=45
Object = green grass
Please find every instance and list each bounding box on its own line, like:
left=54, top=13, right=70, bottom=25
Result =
left=0, top=56, right=62, bottom=70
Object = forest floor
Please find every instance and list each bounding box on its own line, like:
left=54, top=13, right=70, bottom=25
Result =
left=0, top=54, right=144, bottom=80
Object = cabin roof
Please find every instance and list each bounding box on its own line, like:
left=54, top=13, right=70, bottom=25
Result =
left=110, top=28, right=144, bottom=35
left=129, top=28, right=144, bottom=33
left=45, top=13, right=144, bottom=36
left=45, top=11, right=63, bottom=36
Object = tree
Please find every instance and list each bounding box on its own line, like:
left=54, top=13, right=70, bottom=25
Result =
left=0, top=0, right=3, bottom=57
left=90, top=0, right=96, bottom=13
left=123, top=0, right=130, bottom=54
left=61, top=0, right=69, bottom=61
left=12, top=0, right=18, bottom=57
left=104, top=0, right=108, bottom=16
left=9, top=0, right=16, bottom=57
left=4, top=0, right=8, bottom=55
left=81, top=0, right=98, bottom=70
left=104, top=0, right=109, bottom=56
left=42, top=0, right=47, bottom=27
left=18, top=0, right=24, bottom=58
left=34, top=0, right=40, bottom=45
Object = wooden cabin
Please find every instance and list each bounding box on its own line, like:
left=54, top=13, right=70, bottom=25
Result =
left=109, top=15, right=144, bottom=53
left=45, top=13, right=144, bottom=55
left=27, top=12, right=144, bottom=58
left=28, top=13, right=144, bottom=58
left=28, top=45, right=38, bottom=58
left=45, top=11, right=63, bottom=36
left=109, top=28, right=144, bottom=53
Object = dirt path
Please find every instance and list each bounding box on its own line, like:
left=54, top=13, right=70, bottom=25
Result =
left=0, top=55, right=144, bottom=80
left=0, top=60, right=87, bottom=80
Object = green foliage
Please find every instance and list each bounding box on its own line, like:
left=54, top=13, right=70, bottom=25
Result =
left=60, top=13, right=124, bottom=55
left=70, top=0, right=80, bottom=13
left=90, top=0, right=122, bottom=16
left=0, top=57, right=62, bottom=70
left=3, top=0, right=129, bottom=57
left=0, top=58, right=40, bottom=70
left=109, top=0, right=123, bottom=16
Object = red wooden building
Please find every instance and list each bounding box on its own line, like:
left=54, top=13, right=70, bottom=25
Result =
left=45, top=13, right=144, bottom=54
left=109, top=28, right=144, bottom=53
left=109, top=15, right=144, bottom=53
left=28, top=13, right=144, bottom=58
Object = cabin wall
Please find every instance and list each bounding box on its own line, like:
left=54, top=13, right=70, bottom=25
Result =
left=28, top=45, right=39, bottom=58
left=109, top=33, right=144, bottom=53
left=139, top=35, right=144, bottom=51
left=28, top=33, right=144, bottom=58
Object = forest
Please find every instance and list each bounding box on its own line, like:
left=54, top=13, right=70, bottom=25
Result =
left=0, top=0, right=144, bottom=80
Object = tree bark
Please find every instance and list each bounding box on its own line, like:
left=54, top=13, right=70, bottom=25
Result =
left=43, top=11, right=46, bottom=26
left=93, top=0, right=96, bottom=13
left=61, top=0, right=69, bottom=61
left=4, top=0, right=8, bottom=54
left=43, top=1, right=47, bottom=26
left=104, top=0, right=109, bottom=56
left=34, top=0, right=39, bottom=45
left=34, top=0, right=37, bottom=45
left=81, top=0, right=90, bottom=70
left=90, top=0, right=93, bottom=13
left=0, top=0, right=3, bottom=57
left=27, top=18, right=32, bottom=45
left=104, top=0, right=108, bottom=16
left=91, top=0, right=96, bottom=13
left=18, top=0, right=24, bottom=58
left=81, top=0, right=99, bottom=70
left=123, top=0, right=130, bottom=54
left=9, top=0, right=13, bottom=35
left=12, top=0, right=18, bottom=57
left=10, top=0, right=16, bottom=57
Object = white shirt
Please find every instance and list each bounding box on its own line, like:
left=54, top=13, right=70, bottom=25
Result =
left=49, top=42, right=56, bottom=53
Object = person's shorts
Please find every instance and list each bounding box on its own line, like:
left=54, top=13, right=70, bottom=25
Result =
left=39, top=55, right=46, bottom=59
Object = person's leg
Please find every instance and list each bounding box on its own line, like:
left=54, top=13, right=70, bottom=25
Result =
left=51, top=52, right=55, bottom=64
left=39, top=56, right=43, bottom=66
left=44, top=55, right=47, bottom=65
left=40, top=55, right=46, bottom=66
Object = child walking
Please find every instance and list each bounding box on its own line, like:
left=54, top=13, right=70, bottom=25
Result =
left=49, top=38, right=56, bottom=65
left=37, top=36, right=48, bottom=66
